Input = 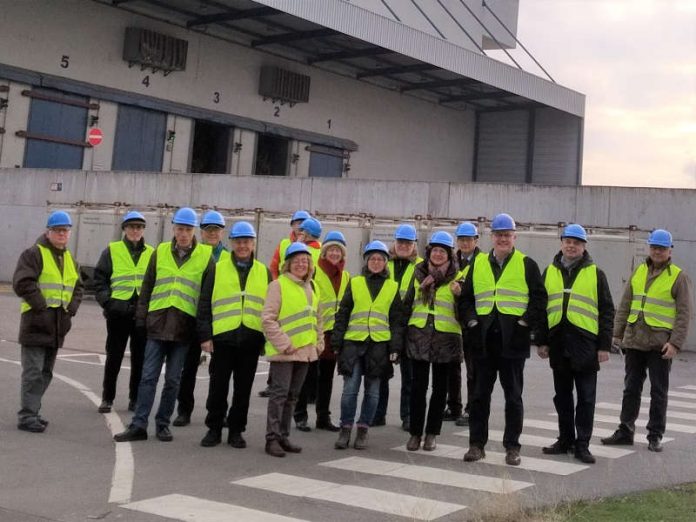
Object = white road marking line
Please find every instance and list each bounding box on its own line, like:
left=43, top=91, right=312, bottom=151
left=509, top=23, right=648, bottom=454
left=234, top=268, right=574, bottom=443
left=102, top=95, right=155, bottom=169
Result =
left=0, top=356, right=133, bottom=504
left=123, top=494, right=308, bottom=522
left=233, top=472, right=465, bottom=521
left=668, top=391, right=696, bottom=400
left=319, top=456, right=533, bottom=493
left=453, top=430, right=634, bottom=459
left=524, top=418, right=674, bottom=444
left=596, top=402, right=696, bottom=421
left=391, top=444, right=588, bottom=476
left=589, top=413, right=696, bottom=434
left=679, top=385, right=696, bottom=391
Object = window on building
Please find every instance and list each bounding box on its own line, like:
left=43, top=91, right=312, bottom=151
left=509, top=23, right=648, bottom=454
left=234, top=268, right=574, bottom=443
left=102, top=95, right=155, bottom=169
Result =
left=254, top=134, right=288, bottom=176
left=112, top=105, right=166, bottom=171
left=191, top=120, right=230, bottom=174
left=308, top=145, right=345, bottom=178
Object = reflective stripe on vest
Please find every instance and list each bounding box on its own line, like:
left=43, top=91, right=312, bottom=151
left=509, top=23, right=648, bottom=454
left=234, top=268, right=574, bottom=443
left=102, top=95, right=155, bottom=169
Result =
left=264, top=275, right=318, bottom=355
left=344, top=276, right=398, bottom=342
left=148, top=242, right=212, bottom=317
left=388, top=257, right=422, bottom=300
left=109, top=241, right=154, bottom=300
left=545, top=264, right=599, bottom=335
left=21, top=244, right=78, bottom=313
left=473, top=250, right=529, bottom=316
left=628, top=263, right=681, bottom=329
left=314, top=266, right=349, bottom=332
left=211, top=258, right=268, bottom=335
left=408, top=279, right=462, bottom=335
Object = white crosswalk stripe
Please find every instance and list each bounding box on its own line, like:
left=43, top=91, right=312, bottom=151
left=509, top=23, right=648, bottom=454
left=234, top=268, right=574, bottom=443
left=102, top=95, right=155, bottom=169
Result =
left=453, top=430, right=634, bottom=458
left=233, top=472, right=466, bottom=521
left=668, top=390, right=696, bottom=400
left=524, top=418, right=674, bottom=443
left=122, top=494, right=309, bottom=521
left=644, top=397, right=696, bottom=410
left=392, top=444, right=589, bottom=475
left=679, top=385, right=696, bottom=392
left=596, top=402, right=696, bottom=421
left=586, top=413, right=696, bottom=434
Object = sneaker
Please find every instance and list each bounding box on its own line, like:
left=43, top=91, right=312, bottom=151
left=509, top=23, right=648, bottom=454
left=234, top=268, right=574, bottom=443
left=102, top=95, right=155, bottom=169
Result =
left=98, top=400, right=113, bottom=413
left=265, top=439, right=286, bottom=457
left=17, top=419, right=46, bottom=433
left=295, top=419, right=311, bottom=432
left=370, top=417, right=386, bottom=427
left=505, top=448, right=521, bottom=466
left=542, top=440, right=574, bottom=455
left=648, top=439, right=663, bottom=452
left=200, top=429, right=222, bottom=447
left=114, top=425, right=147, bottom=442
left=463, top=446, right=485, bottom=462
left=423, top=434, right=437, bottom=451
left=601, top=430, right=634, bottom=445
left=454, top=413, right=469, bottom=426
left=279, top=438, right=302, bottom=453
left=228, top=432, right=247, bottom=448
left=574, top=447, right=596, bottom=464
left=172, top=414, right=190, bottom=427
left=156, top=426, right=173, bottom=442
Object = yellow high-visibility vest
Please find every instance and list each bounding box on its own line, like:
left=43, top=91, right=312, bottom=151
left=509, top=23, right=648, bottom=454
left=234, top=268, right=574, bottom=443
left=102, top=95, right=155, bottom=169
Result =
left=314, top=265, right=350, bottom=332
left=473, top=250, right=529, bottom=316
left=109, top=241, right=154, bottom=300
left=211, top=257, right=268, bottom=335
left=264, top=275, right=318, bottom=355
left=628, top=263, right=681, bottom=330
left=20, top=244, right=78, bottom=313
left=408, top=279, right=462, bottom=334
left=388, top=257, right=422, bottom=300
left=344, top=276, right=398, bottom=342
left=545, top=264, right=599, bottom=335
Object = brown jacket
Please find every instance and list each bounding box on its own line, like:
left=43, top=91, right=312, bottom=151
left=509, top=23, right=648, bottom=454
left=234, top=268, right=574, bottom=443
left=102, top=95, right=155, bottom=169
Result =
left=614, top=259, right=692, bottom=351
left=13, top=234, right=84, bottom=348
left=262, top=267, right=324, bottom=362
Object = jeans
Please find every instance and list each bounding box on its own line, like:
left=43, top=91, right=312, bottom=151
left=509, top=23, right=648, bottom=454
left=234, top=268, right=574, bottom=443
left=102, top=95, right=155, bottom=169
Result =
left=131, top=339, right=189, bottom=430
left=340, top=357, right=380, bottom=427
left=18, top=345, right=58, bottom=423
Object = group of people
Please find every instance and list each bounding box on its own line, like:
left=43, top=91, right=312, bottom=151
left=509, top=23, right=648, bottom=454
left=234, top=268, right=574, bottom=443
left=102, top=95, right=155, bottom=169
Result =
left=13, top=207, right=691, bottom=466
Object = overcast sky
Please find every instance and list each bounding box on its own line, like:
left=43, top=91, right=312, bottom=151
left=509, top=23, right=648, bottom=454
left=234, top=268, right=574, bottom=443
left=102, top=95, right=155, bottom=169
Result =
left=489, top=0, right=695, bottom=188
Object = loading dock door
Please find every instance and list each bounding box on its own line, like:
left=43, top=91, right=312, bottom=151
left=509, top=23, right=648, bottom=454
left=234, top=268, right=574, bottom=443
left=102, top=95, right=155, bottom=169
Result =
left=308, top=146, right=344, bottom=178
left=24, top=88, right=88, bottom=169
left=112, top=105, right=166, bottom=171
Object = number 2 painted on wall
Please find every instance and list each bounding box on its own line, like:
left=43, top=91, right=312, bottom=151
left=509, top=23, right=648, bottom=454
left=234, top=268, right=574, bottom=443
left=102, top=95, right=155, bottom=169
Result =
left=274, top=106, right=280, bottom=117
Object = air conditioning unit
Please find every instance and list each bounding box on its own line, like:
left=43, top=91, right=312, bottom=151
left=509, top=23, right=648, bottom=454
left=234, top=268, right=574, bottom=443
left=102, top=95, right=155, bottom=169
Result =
left=259, top=66, right=311, bottom=104
left=123, top=27, right=188, bottom=74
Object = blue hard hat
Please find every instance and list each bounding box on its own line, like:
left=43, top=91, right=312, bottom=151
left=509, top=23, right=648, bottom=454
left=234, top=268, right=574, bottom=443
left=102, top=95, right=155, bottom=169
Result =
left=394, top=224, right=417, bottom=241
left=299, top=217, right=322, bottom=238
left=491, top=213, right=516, bottom=231
left=290, top=210, right=311, bottom=223
left=647, top=229, right=673, bottom=248
left=230, top=221, right=256, bottom=239
left=201, top=210, right=225, bottom=228
left=285, top=241, right=311, bottom=258
left=324, top=230, right=346, bottom=245
left=456, top=221, right=478, bottom=238
left=561, top=224, right=587, bottom=242
left=363, top=240, right=389, bottom=258
left=429, top=231, right=455, bottom=249
left=171, top=207, right=198, bottom=227
left=47, top=210, right=72, bottom=228
left=122, top=211, right=146, bottom=228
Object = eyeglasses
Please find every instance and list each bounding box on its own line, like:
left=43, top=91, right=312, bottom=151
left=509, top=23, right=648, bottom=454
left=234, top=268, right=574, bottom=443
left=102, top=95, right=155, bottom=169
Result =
left=48, top=227, right=71, bottom=234
left=493, top=232, right=514, bottom=238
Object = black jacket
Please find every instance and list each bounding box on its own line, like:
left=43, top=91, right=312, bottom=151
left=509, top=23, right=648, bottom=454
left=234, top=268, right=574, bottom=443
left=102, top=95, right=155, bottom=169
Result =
left=332, top=267, right=405, bottom=378
left=94, top=237, right=148, bottom=319
left=13, top=234, right=84, bottom=349
left=197, top=252, right=272, bottom=350
left=459, top=248, right=547, bottom=359
left=403, top=259, right=463, bottom=363
left=542, top=250, right=615, bottom=372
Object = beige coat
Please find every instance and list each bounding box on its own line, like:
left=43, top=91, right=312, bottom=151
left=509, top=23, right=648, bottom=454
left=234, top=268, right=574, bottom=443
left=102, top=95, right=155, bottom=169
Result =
left=262, top=271, right=324, bottom=362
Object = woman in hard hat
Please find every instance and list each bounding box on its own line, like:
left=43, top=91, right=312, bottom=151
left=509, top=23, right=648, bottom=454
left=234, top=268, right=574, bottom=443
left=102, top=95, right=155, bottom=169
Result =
left=403, top=231, right=463, bottom=452
left=262, top=242, right=323, bottom=457
left=332, top=240, right=404, bottom=450
left=294, top=231, right=350, bottom=433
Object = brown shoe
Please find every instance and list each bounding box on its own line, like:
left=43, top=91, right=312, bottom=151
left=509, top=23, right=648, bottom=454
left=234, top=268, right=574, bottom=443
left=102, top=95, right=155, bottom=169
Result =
left=406, top=435, right=421, bottom=451
left=279, top=438, right=302, bottom=453
left=463, top=446, right=485, bottom=462
left=505, top=448, right=521, bottom=466
left=423, top=434, right=437, bottom=451
left=265, top=439, right=286, bottom=458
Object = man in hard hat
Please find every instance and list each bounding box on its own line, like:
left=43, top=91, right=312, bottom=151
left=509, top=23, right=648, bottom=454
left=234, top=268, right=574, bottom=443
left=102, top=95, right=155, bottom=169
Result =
left=460, top=213, right=547, bottom=466
left=374, top=223, right=422, bottom=431
left=601, top=229, right=692, bottom=452
left=13, top=210, right=84, bottom=433
left=173, top=209, right=229, bottom=427
left=94, top=211, right=154, bottom=414
left=443, top=222, right=483, bottom=427
left=114, top=207, right=214, bottom=443
left=269, top=210, right=310, bottom=280
left=199, top=221, right=272, bottom=448
left=537, top=224, right=615, bottom=464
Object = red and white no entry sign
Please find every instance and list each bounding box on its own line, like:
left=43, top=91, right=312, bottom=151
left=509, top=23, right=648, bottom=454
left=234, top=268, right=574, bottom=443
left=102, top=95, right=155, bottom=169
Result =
left=88, top=128, right=103, bottom=146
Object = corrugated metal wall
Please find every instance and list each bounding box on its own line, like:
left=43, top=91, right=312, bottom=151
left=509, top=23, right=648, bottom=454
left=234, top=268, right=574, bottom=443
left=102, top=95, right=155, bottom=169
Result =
left=476, top=110, right=529, bottom=183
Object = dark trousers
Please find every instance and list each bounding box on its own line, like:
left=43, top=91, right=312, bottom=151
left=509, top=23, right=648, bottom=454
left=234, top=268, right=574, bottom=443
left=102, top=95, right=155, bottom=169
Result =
left=551, top=357, right=597, bottom=448
left=619, top=349, right=671, bottom=441
left=469, top=342, right=525, bottom=450
left=19, top=345, right=58, bottom=423
left=409, top=360, right=450, bottom=437
left=101, top=314, right=146, bottom=403
left=446, top=362, right=463, bottom=415
left=204, top=338, right=261, bottom=433
left=176, top=341, right=202, bottom=417
left=294, top=358, right=337, bottom=422
left=375, top=357, right=412, bottom=421
left=266, top=361, right=308, bottom=441
left=463, top=343, right=474, bottom=413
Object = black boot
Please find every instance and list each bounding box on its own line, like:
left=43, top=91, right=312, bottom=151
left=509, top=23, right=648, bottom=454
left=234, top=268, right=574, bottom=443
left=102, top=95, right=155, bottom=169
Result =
left=201, top=429, right=222, bottom=447
left=316, top=416, right=340, bottom=432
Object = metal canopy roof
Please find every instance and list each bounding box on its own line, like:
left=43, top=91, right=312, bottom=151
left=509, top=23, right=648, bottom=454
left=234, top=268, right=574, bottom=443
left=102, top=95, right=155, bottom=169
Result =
left=103, top=0, right=585, bottom=117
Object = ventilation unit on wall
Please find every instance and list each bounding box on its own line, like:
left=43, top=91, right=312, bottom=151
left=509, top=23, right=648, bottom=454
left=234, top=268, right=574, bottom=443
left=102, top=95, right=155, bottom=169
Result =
left=123, top=27, right=188, bottom=75
left=259, top=66, right=311, bottom=105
